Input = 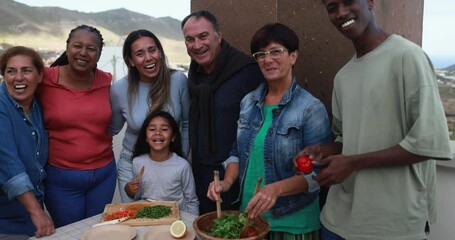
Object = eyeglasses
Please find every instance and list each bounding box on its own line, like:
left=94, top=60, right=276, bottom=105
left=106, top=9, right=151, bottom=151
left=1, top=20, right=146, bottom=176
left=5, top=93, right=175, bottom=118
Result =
left=252, top=48, right=288, bottom=62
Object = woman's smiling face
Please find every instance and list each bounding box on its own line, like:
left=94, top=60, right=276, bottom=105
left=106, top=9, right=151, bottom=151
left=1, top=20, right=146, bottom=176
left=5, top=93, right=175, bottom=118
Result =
left=128, top=37, right=162, bottom=83
left=66, top=29, right=101, bottom=73
left=257, top=42, right=297, bottom=84
left=4, top=55, right=42, bottom=111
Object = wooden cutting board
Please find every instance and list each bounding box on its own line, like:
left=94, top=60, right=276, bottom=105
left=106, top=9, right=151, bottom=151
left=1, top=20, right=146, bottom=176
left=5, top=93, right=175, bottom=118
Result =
left=101, top=201, right=180, bottom=226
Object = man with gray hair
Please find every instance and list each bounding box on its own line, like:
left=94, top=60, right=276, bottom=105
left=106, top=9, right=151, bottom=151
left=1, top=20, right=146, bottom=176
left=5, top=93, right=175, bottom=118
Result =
left=181, top=10, right=264, bottom=214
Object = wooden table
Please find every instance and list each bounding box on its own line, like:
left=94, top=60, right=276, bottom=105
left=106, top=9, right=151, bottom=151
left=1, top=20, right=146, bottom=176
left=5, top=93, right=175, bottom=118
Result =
left=28, top=210, right=197, bottom=240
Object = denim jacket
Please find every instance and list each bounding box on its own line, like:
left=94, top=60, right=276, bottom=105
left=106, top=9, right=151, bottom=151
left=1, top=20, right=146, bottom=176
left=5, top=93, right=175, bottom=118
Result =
left=0, top=82, right=49, bottom=235
left=226, top=78, right=332, bottom=218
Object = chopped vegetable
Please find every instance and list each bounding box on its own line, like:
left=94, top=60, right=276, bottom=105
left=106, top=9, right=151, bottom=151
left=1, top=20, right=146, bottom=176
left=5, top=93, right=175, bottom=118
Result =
left=248, top=227, right=258, bottom=238
left=297, top=156, right=313, bottom=173
left=104, top=209, right=137, bottom=221
left=136, top=205, right=172, bottom=219
left=207, top=213, right=254, bottom=239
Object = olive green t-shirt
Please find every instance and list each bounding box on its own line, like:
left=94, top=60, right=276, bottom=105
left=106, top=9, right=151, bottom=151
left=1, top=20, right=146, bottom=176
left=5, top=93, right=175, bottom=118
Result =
left=322, top=35, right=452, bottom=240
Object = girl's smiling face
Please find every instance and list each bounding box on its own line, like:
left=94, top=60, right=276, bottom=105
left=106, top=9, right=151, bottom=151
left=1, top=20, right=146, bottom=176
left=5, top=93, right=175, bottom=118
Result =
left=145, top=116, right=175, bottom=154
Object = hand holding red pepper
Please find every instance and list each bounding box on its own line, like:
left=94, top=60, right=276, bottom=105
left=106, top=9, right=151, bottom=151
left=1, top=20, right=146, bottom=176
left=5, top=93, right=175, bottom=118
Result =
left=296, top=156, right=313, bottom=174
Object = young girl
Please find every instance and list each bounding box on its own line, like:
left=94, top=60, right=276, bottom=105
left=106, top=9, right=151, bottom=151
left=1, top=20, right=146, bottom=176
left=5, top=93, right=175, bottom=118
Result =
left=125, top=111, right=199, bottom=216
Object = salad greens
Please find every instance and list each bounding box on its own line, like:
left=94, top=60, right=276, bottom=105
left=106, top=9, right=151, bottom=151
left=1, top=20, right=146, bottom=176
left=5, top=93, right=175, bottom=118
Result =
left=207, top=212, right=253, bottom=239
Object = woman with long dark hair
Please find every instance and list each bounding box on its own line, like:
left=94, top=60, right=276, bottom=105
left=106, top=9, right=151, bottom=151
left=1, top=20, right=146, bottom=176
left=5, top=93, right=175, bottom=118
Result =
left=110, top=29, right=190, bottom=202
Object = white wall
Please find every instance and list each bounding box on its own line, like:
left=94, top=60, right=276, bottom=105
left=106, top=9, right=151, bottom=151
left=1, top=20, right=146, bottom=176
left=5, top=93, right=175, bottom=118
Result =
left=428, top=165, right=455, bottom=239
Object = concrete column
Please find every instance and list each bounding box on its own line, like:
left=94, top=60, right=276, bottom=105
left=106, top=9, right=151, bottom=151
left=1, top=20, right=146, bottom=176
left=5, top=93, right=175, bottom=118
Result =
left=189, top=0, right=424, bottom=114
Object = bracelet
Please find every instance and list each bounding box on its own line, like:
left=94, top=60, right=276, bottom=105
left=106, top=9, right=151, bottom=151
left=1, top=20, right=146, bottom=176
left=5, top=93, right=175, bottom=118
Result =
left=303, top=171, right=320, bottom=193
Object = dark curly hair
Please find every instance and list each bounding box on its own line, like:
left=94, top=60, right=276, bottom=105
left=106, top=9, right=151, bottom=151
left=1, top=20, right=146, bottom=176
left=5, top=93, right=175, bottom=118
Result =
left=51, top=24, right=104, bottom=67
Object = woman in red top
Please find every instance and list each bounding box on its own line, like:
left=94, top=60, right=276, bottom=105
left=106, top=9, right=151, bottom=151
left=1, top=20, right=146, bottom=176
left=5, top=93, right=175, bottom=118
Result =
left=38, top=25, right=116, bottom=227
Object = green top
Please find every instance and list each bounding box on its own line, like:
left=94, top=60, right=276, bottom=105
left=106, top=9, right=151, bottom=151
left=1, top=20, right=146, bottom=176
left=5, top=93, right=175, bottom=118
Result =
left=240, top=105, right=320, bottom=234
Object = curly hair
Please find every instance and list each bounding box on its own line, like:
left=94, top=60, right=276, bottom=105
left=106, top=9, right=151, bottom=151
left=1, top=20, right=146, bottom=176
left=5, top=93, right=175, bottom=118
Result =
left=51, top=24, right=104, bottom=67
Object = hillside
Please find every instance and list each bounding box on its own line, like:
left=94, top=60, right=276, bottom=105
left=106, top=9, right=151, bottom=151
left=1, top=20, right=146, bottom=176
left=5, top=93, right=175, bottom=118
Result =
left=0, top=0, right=185, bottom=51
left=445, top=64, right=455, bottom=72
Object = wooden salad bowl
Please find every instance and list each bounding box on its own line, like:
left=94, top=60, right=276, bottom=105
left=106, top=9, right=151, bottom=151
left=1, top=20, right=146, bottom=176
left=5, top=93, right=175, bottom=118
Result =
left=193, top=210, right=270, bottom=240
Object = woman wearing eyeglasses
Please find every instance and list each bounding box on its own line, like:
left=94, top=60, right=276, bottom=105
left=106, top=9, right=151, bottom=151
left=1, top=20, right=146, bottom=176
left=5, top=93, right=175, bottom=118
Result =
left=207, top=23, right=332, bottom=239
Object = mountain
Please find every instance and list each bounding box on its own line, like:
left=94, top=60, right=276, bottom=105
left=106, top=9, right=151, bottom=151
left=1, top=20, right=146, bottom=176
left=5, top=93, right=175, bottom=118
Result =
left=0, top=0, right=184, bottom=49
left=445, top=64, right=455, bottom=73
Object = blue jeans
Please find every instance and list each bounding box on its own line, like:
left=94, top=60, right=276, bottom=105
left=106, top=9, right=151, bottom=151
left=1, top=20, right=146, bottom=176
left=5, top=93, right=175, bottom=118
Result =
left=321, top=225, right=344, bottom=240
left=44, top=160, right=117, bottom=227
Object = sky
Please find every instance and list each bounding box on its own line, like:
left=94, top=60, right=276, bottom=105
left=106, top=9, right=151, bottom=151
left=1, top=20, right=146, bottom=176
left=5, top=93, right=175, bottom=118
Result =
left=14, top=0, right=191, bottom=20
left=13, top=0, right=454, bottom=67
left=422, top=0, right=455, bottom=67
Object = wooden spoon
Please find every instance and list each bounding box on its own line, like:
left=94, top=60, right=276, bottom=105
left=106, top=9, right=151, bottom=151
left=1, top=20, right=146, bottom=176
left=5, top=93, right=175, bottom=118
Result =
left=136, top=165, right=145, bottom=182
left=213, top=170, right=222, bottom=218
left=240, top=176, right=262, bottom=238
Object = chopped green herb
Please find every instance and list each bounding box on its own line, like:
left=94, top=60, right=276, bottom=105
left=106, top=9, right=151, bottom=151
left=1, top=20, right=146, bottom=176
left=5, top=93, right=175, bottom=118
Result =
left=136, top=205, right=172, bottom=219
